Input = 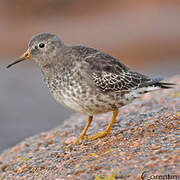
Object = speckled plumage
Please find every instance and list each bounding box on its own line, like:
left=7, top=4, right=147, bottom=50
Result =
left=40, top=44, right=171, bottom=115
left=7, top=33, right=174, bottom=142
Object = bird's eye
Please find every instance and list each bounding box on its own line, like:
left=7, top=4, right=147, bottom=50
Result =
left=39, top=43, right=45, bottom=48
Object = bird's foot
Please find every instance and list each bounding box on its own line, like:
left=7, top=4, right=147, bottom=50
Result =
left=88, top=130, right=110, bottom=141
left=75, top=130, right=110, bottom=144
left=75, top=135, right=88, bottom=144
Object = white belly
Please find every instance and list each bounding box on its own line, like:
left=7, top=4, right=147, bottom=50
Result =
left=52, top=90, right=86, bottom=113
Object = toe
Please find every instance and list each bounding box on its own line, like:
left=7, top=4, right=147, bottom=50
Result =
left=88, top=131, right=109, bottom=140
left=75, top=135, right=88, bottom=144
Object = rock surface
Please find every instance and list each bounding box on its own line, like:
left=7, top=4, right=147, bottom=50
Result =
left=0, top=75, right=179, bottom=180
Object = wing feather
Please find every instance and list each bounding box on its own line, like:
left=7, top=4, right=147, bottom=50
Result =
left=72, top=46, right=158, bottom=92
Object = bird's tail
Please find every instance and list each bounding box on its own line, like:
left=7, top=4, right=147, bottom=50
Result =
left=135, top=77, right=176, bottom=95
left=153, top=82, right=176, bottom=89
left=150, top=77, right=176, bottom=89
left=124, top=77, right=175, bottom=101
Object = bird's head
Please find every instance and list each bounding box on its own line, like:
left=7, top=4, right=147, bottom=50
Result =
left=7, top=33, right=65, bottom=68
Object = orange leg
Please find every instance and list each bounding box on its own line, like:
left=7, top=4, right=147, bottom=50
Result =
left=75, top=116, right=93, bottom=144
left=88, top=109, right=119, bottom=140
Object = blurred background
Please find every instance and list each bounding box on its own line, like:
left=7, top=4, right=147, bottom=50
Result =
left=0, top=0, right=180, bottom=152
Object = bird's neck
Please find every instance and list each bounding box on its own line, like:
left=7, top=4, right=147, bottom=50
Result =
left=40, top=62, right=58, bottom=78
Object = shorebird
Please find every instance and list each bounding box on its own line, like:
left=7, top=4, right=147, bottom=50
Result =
left=7, top=33, right=174, bottom=144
